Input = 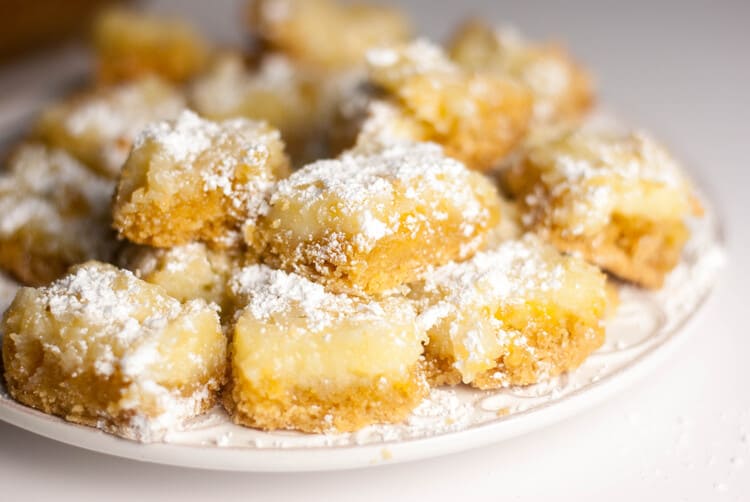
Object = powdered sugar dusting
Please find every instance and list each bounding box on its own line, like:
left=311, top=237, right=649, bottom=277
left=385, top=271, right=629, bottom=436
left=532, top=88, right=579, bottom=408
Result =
left=0, top=198, right=60, bottom=236
left=270, top=142, right=489, bottom=252
left=230, top=264, right=391, bottom=330
left=413, top=235, right=571, bottom=380
left=0, top=145, right=113, bottom=237
left=521, top=131, right=698, bottom=236
left=7, top=144, right=113, bottom=209
left=367, top=38, right=458, bottom=87
left=135, top=110, right=213, bottom=163
left=353, top=388, right=474, bottom=443
left=0, top=145, right=116, bottom=267
left=53, top=77, right=184, bottom=176
left=418, top=235, right=566, bottom=320
left=39, top=263, right=183, bottom=346
left=351, top=100, right=422, bottom=153
left=0, top=105, right=724, bottom=464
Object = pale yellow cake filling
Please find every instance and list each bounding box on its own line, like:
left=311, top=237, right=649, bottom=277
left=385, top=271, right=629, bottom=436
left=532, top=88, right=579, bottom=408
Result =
left=120, top=242, right=243, bottom=314
left=226, top=264, right=428, bottom=432
left=0, top=0, right=709, bottom=440
left=412, top=235, right=608, bottom=387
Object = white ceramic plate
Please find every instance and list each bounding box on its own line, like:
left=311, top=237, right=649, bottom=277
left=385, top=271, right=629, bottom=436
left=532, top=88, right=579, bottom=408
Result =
left=0, top=61, right=726, bottom=470
left=0, top=189, right=724, bottom=471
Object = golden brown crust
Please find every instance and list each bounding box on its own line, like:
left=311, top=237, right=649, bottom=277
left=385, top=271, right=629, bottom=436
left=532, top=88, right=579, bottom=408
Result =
left=225, top=264, right=428, bottom=433
left=422, top=355, right=462, bottom=387
left=255, top=143, right=502, bottom=295
left=2, top=354, right=220, bottom=441
left=473, top=308, right=605, bottom=388
left=424, top=307, right=605, bottom=389
left=414, top=236, right=609, bottom=388
left=543, top=217, right=689, bottom=289
left=114, top=188, right=230, bottom=248
left=223, top=364, right=428, bottom=433
left=508, top=161, right=690, bottom=288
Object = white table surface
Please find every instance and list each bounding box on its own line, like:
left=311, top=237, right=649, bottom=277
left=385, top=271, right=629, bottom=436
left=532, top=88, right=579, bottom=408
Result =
left=0, top=1, right=748, bottom=500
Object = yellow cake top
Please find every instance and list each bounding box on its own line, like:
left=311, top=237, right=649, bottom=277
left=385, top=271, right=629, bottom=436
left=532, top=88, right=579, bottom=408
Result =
left=230, top=264, right=416, bottom=330
left=416, top=234, right=605, bottom=328
left=132, top=109, right=281, bottom=207
left=520, top=131, right=699, bottom=236
left=267, top=142, right=492, bottom=253
left=9, top=262, right=214, bottom=378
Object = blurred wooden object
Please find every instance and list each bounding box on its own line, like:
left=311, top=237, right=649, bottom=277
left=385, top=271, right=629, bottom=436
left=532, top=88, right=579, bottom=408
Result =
left=0, top=0, right=128, bottom=62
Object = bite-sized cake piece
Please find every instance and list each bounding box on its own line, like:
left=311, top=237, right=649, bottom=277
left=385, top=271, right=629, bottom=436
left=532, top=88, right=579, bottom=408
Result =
left=113, top=110, right=290, bottom=249
left=365, top=39, right=533, bottom=171
left=93, top=8, right=211, bottom=84
left=411, top=235, right=609, bottom=388
left=1, top=262, right=226, bottom=441
left=449, top=21, right=594, bottom=128
left=119, top=242, right=243, bottom=314
left=225, top=264, right=428, bottom=433
left=505, top=131, right=702, bottom=288
left=190, top=53, right=329, bottom=164
left=0, top=144, right=116, bottom=286
left=249, top=0, right=411, bottom=69
left=256, top=142, right=502, bottom=294
left=33, top=76, right=185, bottom=178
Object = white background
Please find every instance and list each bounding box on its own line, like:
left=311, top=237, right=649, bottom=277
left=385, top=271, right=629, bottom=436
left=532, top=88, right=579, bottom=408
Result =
left=0, top=1, right=748, bottom=500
